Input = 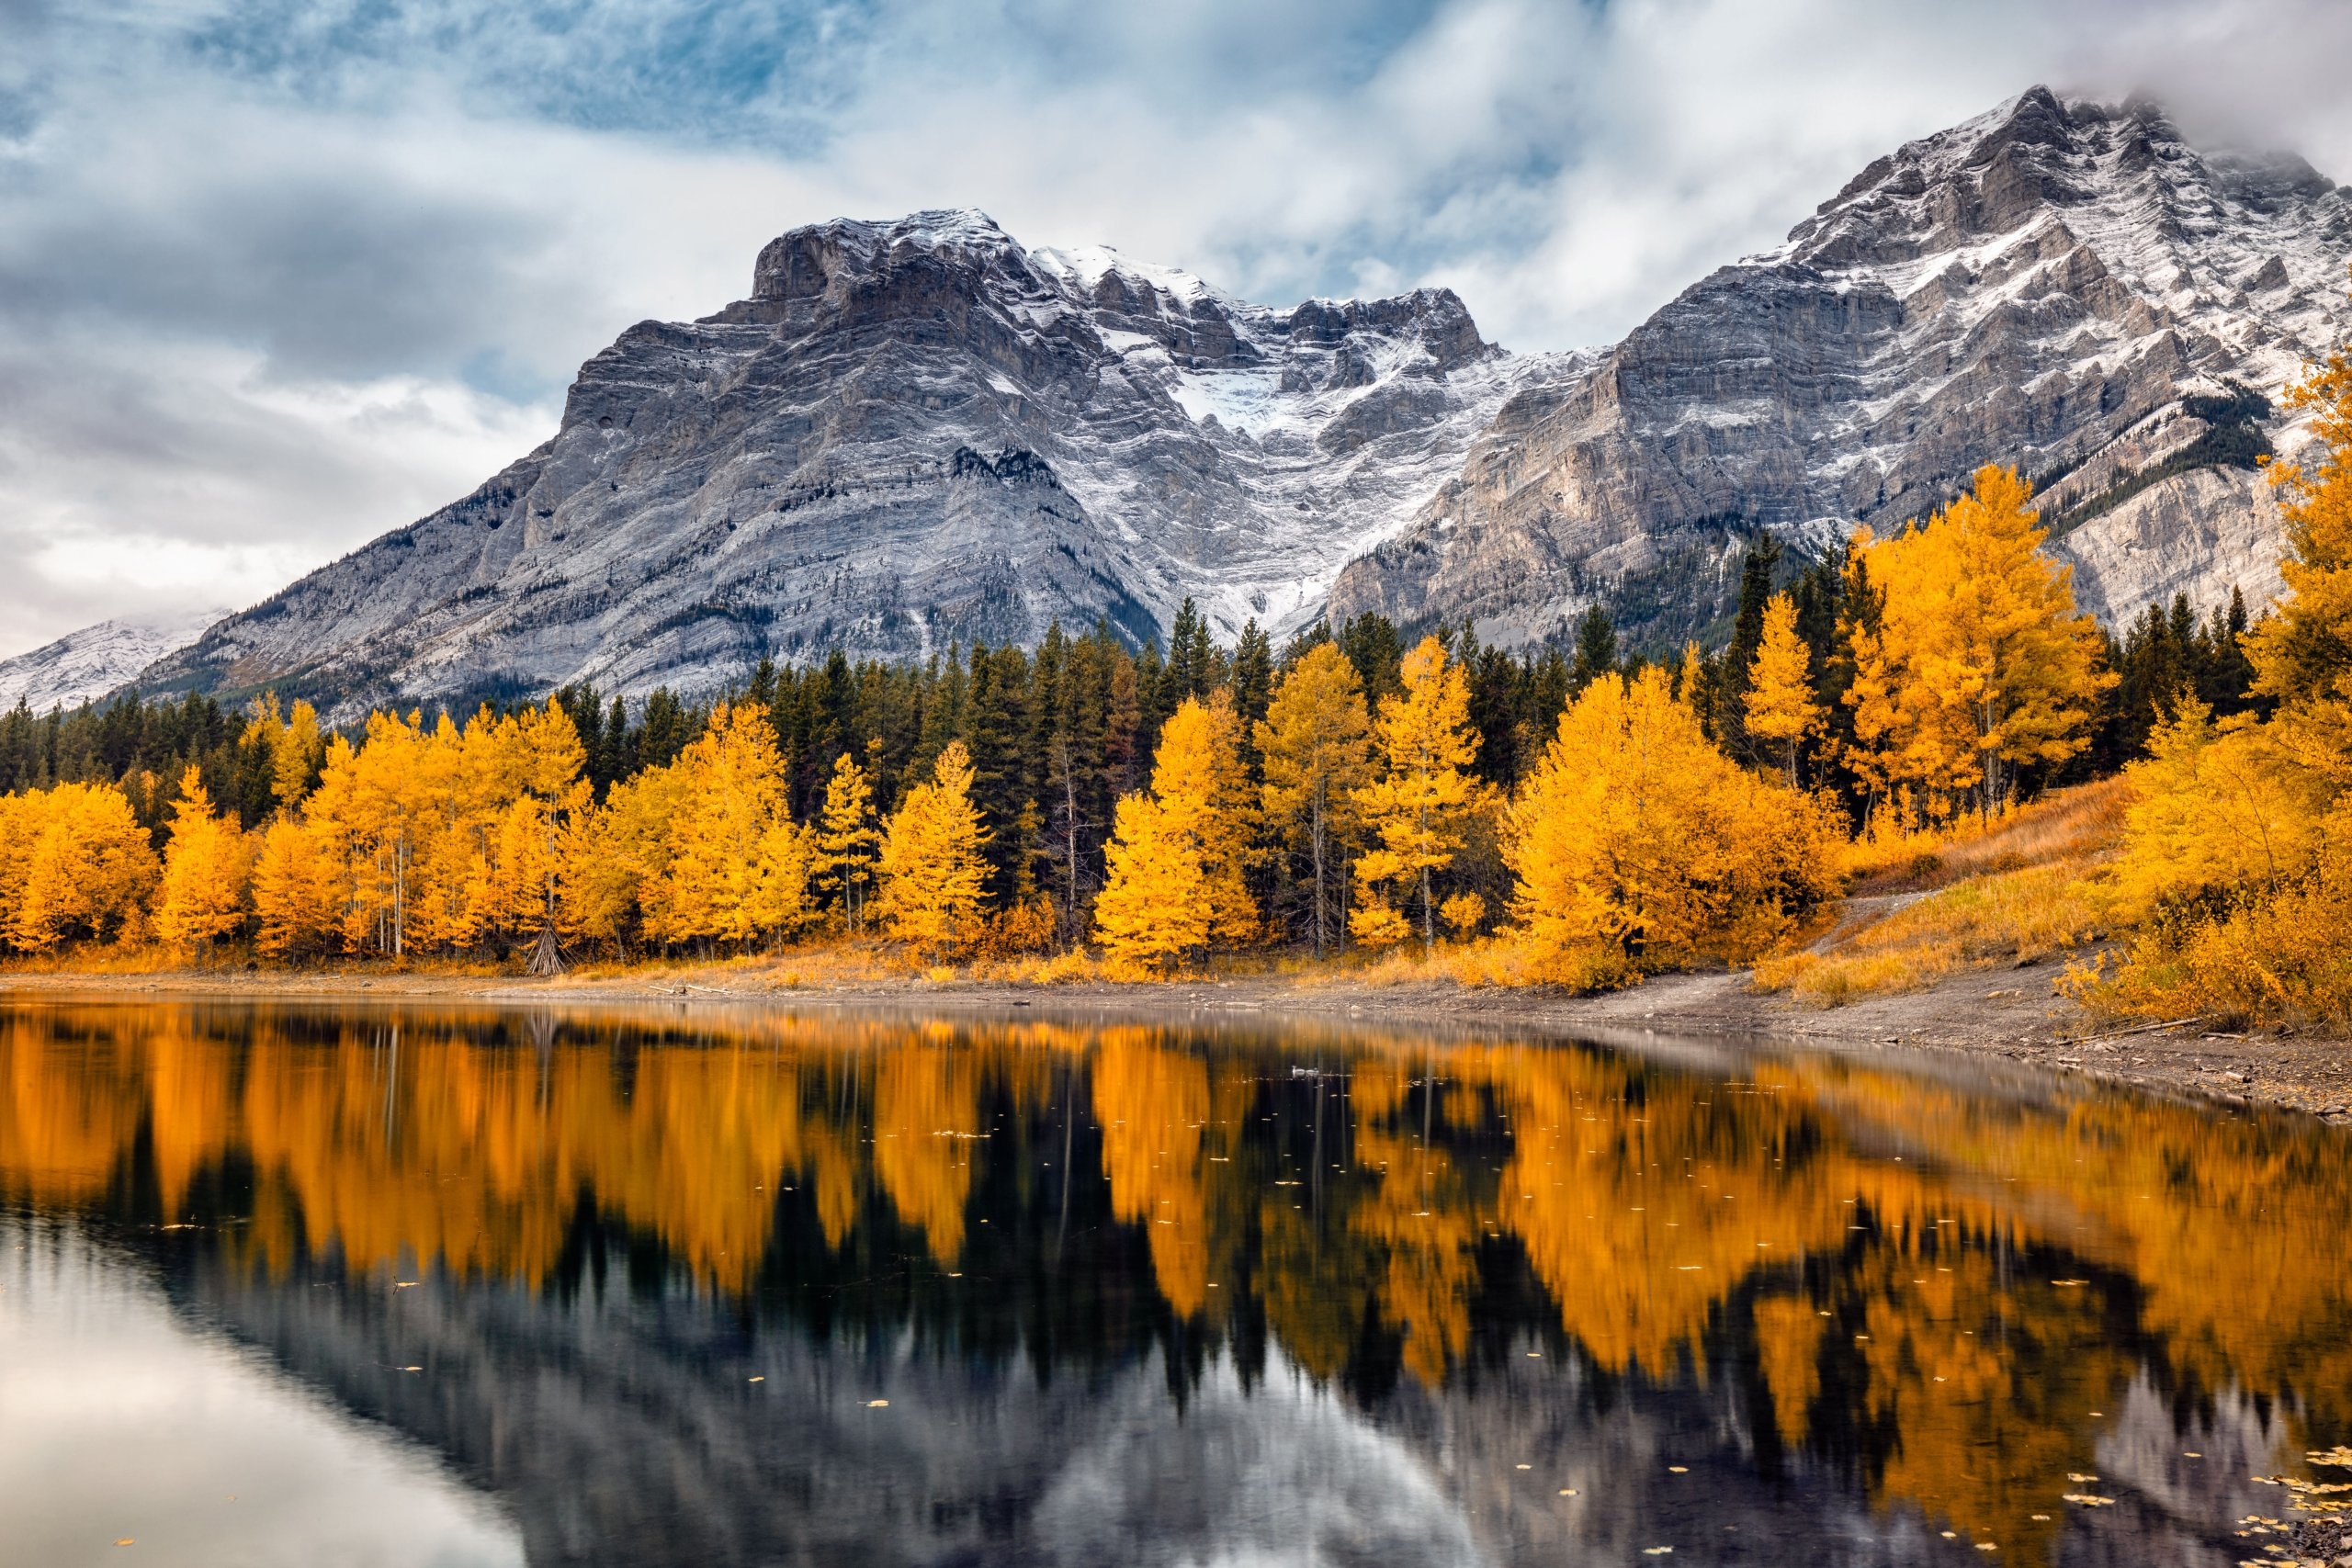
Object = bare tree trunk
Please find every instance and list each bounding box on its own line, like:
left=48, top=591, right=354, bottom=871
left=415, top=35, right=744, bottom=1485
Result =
left=1339, top=852, right=1350, bottom=954
left=1059, top=737, right=1080, bottom=943
left=1419, top=800, right=1435, bottom=953
left=1309, top=778, right=1327, bottom=958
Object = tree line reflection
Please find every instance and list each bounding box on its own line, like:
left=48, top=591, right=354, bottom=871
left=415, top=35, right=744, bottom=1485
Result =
left=3, top=999, right=2347, bottom=1557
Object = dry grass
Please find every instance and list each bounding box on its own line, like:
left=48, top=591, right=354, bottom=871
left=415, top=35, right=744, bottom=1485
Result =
left=1756, top=779, right=2130, bottom=1008
left=1841, top=777, right=2132, bottom=896
left=0, top=943, right=514, bottom=979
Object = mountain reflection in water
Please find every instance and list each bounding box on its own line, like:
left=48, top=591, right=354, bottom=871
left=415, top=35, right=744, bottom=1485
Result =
left=2, top=998, right=2347, bottom=1567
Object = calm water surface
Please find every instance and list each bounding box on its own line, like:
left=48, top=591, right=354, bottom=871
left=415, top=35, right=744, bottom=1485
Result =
left=2, top=997, right=2347, bottom=1567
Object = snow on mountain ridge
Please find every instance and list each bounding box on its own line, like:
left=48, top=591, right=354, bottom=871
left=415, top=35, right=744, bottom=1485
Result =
left=1331, top=85, right=2352, bottom=648
left=139, top=207, right=1561, bottom=716
left=0, top=607, right=230, bottom=714
left=121, top=86, right=2350, bottom=716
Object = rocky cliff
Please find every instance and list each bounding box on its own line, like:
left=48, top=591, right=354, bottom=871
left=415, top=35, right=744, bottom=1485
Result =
left=130, top=89, right=2352, bottom=713
left=1331, top=87, right=2352, bottom=647
left=139, top=211, right=1555, bottom=715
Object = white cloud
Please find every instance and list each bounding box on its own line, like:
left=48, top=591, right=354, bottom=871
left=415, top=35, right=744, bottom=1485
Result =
left=2, top=0, right=2346, bottom=654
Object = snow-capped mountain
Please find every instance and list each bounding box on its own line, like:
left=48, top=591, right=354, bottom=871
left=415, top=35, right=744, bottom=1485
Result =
left=0, top=607, right=231, bottom=714
left=1332, top=87, right=2352, bottom=645
left=134, top=87, right=2351, bottom=715
left=141, top=209, right=1565, bottom=714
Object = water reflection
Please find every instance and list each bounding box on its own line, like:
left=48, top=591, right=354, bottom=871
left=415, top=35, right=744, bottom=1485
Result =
left=2, top=998, right=2346, bottom=1566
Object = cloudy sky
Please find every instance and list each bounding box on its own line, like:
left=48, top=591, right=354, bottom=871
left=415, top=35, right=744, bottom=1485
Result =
left=2, top=0, right=2349, bottom=656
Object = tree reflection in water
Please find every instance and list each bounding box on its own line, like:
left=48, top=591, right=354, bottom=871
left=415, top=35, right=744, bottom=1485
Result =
left=2, top=998, right=2346, bottom=1566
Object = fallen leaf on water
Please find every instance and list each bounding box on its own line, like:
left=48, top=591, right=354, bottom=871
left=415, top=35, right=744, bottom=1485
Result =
left=1516, top=1464, right=1532, bottom=1471
left=401, top=1366, right=423, bottom=1373
left=2062, top=1495, right=2117, bottom=1507
left=1641, top=1550, right=1674, bottom=1557
left=866, top=1399, right=889, bottom=1408
left=1559, top=1490, right=1577, bottom=1496
left=1668, top=1465, right=1689, bottom=1473
left=114, top=1540, right=133, bottom=1548
left=2030, top=1515, right=2050, bottom=1522
left=2067, top=1473, right=2099, bottom=1483
left=748, top=1376, right=764, bottom=1383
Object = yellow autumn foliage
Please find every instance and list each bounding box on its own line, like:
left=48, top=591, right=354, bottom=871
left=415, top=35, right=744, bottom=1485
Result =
left=1745, top=592, right=1821, bottom=782
left=873, top=740, right=992, bottom=956
left=154, top=766, right=254, bottom=952
left=1353, top=637, right=1484, bottom=950
left=1257, top=642, right=1375, bottom=955
left=1505, top=665, right=1838, bottom=980
left=1092, top=793, right=1209, bottom=973
left=1844, top=465, right=2112, bottom=821
left=2082, top=336, right=2352, bottom=1026
left=0, top=779, right=160, bottom=953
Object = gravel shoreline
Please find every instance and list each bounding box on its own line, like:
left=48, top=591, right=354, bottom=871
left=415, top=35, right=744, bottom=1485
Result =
left=6, top=958, right=2347, bottom=1126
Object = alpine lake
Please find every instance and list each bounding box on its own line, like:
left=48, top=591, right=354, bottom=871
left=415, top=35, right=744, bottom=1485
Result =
left=3, top=994, right=2347, bottom=1567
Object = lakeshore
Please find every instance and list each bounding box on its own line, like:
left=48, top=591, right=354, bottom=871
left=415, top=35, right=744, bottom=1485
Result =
left=11, top=954, right=2348, bottom=1126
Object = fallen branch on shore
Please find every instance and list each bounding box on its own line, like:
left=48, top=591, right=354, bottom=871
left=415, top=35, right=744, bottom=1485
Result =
left=2068, top=1015, right=2207, bottom=1044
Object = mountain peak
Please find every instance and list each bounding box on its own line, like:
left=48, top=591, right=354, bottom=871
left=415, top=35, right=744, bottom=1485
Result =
left=128, top=86, right=2350, bottom=716
left=750, top=207, right=1025, bottom=301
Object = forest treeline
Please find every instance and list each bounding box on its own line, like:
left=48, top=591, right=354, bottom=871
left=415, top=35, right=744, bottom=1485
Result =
left=4, top=336, right=2347, bottom=1014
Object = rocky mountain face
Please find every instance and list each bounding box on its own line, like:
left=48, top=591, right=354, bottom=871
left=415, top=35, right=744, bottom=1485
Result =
left=0, top=606, right=230, bottom=714
left=1331, top=87, right=2352, bottom=647
left=130, top=88, right=2350, bottom=715
left=140, top=210, right=1553, bottom=715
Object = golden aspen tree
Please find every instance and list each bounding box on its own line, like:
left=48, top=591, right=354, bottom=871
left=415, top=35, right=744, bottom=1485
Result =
left=559, top=766, right=682, bottom=950
left=1440, top=891, right=1486, bottom=942
left=745, top=810, right=819, bottom=942
left=1353, top=636, right=1483, bottom=952
left=1744, top=592, right=1821, bottom=784
left=873, top=739, right=992, bottom=956
left=1256, top=642, right=1374, bottom=955
left=2092, top=338, right=2352, bottom=1023
left=1507, top=668, right=1837, bottom=980
left=1091, top=694, right=1259, bottom=968
left=1837, top=536, right=1902, bottom=807
left=0, top=794, right=34, bottom=935
left=4, top=782, right=160, bottom=953
left=2105, top=697, right=2327, bottom=919
left=250, top=814, right=341, bottom=958
left=407, top=711, right=479, bottom=952
left=1150, top=694, right=1260, bottom=945
left=274, top=698, right=326, bottom=808
left=1844, top=467, right=2113, bottom=819
left=1091, top=793, right=1210, bottom=972
left=2245, top=336, right=2352, bottom=767
left=154, top=766, right=254, bottom=953
left=813, top=751, right=883, bottom=931
left=1676, top=640, right=1706, bottom=707
left=242, top=694, right=326, bottom=811
left=634, top=704, right=808, bottom=948
left=301, top=717, right=426, bottom=956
